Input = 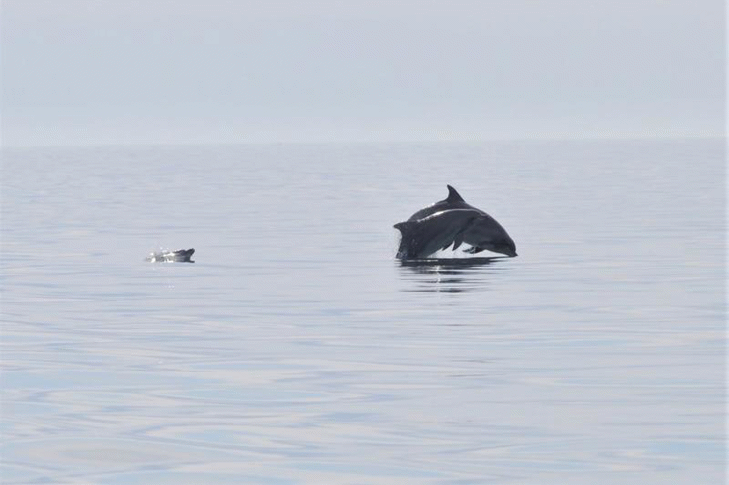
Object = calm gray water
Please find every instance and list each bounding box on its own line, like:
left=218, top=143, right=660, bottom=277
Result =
left=1, top=139, right=725, bottom=484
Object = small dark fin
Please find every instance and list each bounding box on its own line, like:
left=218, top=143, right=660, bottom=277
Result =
left=446, top=185, right=465, bottom=203
left=452, top=233, right=464, bottom=251
left=171, top=248, right=195, bottom=262
left=452, top=216, right=476, bottom=251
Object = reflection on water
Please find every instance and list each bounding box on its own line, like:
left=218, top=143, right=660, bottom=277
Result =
left=398, top=257, right=508, bottom=293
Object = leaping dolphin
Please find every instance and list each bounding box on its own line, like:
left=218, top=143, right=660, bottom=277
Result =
left=394, top=186, right=517, bottom=259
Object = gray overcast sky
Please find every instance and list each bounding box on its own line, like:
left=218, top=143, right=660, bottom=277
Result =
left=1, top=0, right=725, bottom=146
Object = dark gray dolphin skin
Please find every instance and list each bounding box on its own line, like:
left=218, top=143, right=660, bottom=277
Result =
left=407, top=185, right=480, bottom=221
left=395, top=209, right=480, bottom=259
left=146, top=248, right=195, bottom=263
left=395, top=185, right=517, bottom=259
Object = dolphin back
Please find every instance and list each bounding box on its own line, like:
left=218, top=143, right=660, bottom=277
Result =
left=407, top=185, right=481, bottom=221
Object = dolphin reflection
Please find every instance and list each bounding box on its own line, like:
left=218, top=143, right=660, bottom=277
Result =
left=397, top=256, right=506, bottom=293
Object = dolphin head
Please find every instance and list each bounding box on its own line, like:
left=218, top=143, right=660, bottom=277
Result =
left=464, top=215, right=518, bottom=257
left=475, top=237, right=517, bottom=257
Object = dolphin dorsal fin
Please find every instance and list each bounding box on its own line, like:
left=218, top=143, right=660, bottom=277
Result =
left=446, top=185, right=465, bottom=203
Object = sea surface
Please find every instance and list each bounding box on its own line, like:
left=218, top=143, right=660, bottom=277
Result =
left=1, top=139, right=725, bottom=484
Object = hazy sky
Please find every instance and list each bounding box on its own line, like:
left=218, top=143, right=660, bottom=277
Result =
left=2, top=0, right=725, bottom=146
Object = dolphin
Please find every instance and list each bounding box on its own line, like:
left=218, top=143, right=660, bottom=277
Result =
left=146, top=248, right=195, bottom=263
left=396, top=185, right=517, bottom=258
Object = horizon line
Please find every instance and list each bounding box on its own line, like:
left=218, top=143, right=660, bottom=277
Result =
left=2, top=132, right=725, bottom=150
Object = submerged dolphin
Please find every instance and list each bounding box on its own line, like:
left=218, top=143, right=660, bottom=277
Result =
left=146, top=248, right=195, bottom=263
left=395, top=186, right=517, bottom=259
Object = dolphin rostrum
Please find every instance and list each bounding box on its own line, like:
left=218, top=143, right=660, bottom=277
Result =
left=394, top=186, right=517, bottom=259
